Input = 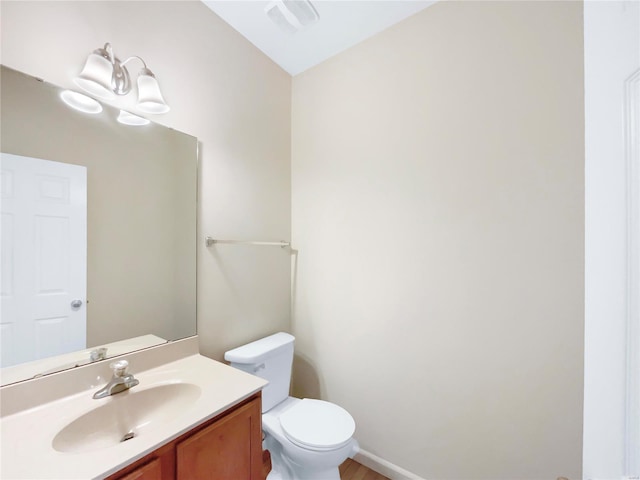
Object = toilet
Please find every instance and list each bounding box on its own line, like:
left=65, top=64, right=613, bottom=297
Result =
left=224, top=332, right=359, bottom=480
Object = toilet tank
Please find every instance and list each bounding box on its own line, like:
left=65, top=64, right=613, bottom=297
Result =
left=224, top=332, right=294, bottom=412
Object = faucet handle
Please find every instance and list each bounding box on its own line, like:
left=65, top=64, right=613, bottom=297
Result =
left=110, top=360, right=130, bottom=377
left=90, top=347, right=107, bottom=362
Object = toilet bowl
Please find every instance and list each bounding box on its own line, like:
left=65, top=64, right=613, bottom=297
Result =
left=263, top=397, right=359, bottom=480
left=224, top=333, right=358, bottom=480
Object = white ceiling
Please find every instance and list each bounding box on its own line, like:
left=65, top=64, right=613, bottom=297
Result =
left=202, top=1, right=436, bottom=76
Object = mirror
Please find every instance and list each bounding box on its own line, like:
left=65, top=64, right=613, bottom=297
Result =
left=0, top=65, right=198, bottom=385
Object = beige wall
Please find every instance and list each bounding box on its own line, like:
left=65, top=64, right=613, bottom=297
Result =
left=291, top=2, right=584, bottom=479
left=0, top=1, right=292, bottom=360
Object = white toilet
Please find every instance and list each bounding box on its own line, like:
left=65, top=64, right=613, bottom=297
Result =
left=225, top=332, right=359, bottom=480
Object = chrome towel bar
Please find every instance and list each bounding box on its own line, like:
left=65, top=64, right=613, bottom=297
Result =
left=205, top=236, right=290, bottom=248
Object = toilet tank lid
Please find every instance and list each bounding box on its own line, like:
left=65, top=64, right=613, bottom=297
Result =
left=224, top=332, right=294, bottom=364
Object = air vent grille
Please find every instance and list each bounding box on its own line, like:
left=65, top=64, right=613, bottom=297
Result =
left=265, top=0, right=319, bottom=33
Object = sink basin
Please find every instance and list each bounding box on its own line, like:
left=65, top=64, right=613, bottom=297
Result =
left=52, top=383, right=201, bottom=453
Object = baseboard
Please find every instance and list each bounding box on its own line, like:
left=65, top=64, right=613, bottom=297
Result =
left=353, top=449, right=425, bottom=480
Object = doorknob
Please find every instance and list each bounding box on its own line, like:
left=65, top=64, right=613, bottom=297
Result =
left=71, top=299, right=83, bottom=309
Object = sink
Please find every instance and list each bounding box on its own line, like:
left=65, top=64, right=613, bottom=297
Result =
left=52, top=383, right=201, bottom=453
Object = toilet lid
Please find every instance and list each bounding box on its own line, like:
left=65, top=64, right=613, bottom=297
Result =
left=279, top=399, right=355, bottom=450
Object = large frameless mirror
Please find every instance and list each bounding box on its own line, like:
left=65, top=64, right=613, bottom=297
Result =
left=0, top=65, right=198, bottom=386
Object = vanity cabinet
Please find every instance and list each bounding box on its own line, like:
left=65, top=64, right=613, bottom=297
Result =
left=107, top=393, right=264, bottom=480
left=116, top=457, right=164, bottom=480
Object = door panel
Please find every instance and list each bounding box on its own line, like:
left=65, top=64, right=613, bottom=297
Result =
left=0, top=153, right=86, bottom=367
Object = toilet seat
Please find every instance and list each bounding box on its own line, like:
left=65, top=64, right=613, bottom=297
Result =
left=279, top=399, right=355, bottom=451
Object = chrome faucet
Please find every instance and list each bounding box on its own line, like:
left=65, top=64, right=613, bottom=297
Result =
left=93, top=360, right=139, bottom=399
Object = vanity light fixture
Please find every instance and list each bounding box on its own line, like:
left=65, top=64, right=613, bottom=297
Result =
left=74, top=43, right=170, bottom=114
left=60, top=90, right=103, bottom=114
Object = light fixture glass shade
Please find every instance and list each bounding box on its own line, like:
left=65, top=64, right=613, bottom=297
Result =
left=136, top=69, right=170, bottom=114
left=117, top=110, right=150, bottom=126
left=60, top=90, right=103, bottom=114
left=74, top=51, right=115, bottom=99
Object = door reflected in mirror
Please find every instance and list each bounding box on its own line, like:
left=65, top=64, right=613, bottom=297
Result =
left=1, top=153, right=87, bottom=368
left=0, top=65, right=198, bottom=385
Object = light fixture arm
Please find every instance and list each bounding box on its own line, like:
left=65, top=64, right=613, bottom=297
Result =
left=120, top=55, right=159, bottom=82
left=120, top=55, right=149, bottom=70
left=94, top=42, right=139, bottom=96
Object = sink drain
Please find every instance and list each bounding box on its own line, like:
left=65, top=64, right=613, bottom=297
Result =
left=121, top=431, right=136, bottom=442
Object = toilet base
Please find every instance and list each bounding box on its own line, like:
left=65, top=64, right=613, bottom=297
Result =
left=266, top=469, right=284, bottom=480
left=267, top=467, right=340, bottom=480
left=264, top=431, right=358, bottom=480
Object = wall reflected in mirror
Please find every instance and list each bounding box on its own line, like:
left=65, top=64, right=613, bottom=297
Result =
left=0, top=65, right=198, bottom=386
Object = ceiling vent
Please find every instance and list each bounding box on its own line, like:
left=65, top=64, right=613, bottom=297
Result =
left=265, top=0, right=319, bottom=34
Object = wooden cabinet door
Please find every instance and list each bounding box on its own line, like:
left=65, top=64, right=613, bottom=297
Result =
left=116, top=458, right=162, bottom=480
left=176, top=398, right=262, bottom=480
left=106, top=443, right=175, bottom=480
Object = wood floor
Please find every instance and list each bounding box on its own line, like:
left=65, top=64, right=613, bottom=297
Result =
left=339, top=458, right=391, bottom=480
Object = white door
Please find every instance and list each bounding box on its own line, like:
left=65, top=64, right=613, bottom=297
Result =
left=584, top=1, right=640, bottom=477
left=0, top=153, right=87, bottom=368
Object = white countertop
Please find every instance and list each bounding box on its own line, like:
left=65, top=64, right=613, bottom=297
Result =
left=0, top=349, right=267, bottom=479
